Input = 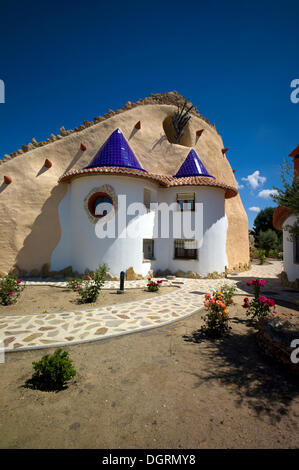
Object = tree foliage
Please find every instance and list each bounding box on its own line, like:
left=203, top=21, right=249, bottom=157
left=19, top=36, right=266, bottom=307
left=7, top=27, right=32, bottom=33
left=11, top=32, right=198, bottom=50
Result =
left=258, top=229, right=279, bottom=255
left=252, top=207, right=282, bottom=243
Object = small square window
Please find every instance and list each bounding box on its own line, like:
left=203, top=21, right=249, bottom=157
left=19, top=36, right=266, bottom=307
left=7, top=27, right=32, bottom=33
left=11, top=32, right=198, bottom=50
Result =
left=143, top=239, right=154, bottom=260
left=177, top=193, right=195, bottom=211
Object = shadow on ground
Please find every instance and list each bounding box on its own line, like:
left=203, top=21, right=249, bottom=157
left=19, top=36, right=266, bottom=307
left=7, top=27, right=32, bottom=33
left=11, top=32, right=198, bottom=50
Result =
left=183, top=325, right=299, bottom=424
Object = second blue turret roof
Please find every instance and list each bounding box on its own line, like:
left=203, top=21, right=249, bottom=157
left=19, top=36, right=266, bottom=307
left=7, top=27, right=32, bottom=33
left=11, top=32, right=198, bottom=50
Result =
left=174, top=149, right=215, bottom=179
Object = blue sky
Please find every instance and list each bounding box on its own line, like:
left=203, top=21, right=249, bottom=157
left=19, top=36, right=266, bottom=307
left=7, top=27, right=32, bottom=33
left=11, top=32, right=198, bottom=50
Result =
left=0, top=0, right=298, bottom=227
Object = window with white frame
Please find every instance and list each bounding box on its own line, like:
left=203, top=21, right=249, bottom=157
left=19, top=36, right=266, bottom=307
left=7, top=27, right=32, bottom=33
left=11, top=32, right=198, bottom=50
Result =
left=176, top=192, right=195, bottom=211
left=174, top=239, right=197, bottom=260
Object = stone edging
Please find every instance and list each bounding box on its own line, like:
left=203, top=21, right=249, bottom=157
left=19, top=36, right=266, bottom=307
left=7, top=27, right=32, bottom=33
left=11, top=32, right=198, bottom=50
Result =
left=256, top=318, right=299, bottom=377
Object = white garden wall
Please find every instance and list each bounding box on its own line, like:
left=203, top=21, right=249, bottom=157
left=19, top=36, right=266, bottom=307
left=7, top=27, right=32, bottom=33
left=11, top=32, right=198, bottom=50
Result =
left=283, top=215, right=299, bottom=282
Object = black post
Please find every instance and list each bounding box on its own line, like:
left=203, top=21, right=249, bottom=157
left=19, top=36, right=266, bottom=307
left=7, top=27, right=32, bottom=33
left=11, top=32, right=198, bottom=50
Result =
left=119, top=271, right=125, bottom=292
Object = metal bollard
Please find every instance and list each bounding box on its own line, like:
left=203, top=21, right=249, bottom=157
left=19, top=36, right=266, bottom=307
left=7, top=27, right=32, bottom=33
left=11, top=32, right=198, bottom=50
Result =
left=117, top=271, right=125, bottom=294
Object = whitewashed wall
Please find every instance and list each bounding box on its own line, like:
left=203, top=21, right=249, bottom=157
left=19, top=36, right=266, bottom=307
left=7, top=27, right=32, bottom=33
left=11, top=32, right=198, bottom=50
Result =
left=51, top=175, right=157, bottom=276
left=283, top=215, right=299, bottom=282
left=52, top=176, right=227, bottom=276
left=154, top=186, right=227, bottom=276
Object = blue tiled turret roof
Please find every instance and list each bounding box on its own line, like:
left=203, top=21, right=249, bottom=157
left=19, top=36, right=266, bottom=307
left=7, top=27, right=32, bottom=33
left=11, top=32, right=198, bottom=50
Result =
left=85, top=128, right=147, bottom=172
left=174, top=149, right=215, bottom=179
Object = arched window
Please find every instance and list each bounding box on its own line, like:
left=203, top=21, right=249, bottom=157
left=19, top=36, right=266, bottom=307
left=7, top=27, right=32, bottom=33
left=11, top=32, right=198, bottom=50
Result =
left=88, top=192, right=113, bottom=218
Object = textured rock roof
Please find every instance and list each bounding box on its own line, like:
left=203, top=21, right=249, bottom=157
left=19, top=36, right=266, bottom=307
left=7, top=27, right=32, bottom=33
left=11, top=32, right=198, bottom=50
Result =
left=0, top=91, right=220, bottom=166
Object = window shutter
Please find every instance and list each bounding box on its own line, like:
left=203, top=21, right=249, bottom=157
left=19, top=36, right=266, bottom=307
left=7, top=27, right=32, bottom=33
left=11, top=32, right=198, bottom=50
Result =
left=176, top=193, right=195, bottom=201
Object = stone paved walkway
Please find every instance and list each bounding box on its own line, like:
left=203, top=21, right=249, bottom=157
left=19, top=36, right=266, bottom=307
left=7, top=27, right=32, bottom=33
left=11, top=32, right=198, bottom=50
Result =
left=0, top=261, right=296, bottom=353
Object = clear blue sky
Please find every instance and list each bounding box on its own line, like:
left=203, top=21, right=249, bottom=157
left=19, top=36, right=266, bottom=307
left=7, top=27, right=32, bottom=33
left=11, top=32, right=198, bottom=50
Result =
left=0, top=0, right=298, bottom=227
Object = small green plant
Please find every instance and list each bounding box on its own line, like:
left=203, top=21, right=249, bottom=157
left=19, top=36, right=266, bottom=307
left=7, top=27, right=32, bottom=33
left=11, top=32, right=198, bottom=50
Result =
left=268, top=249, right=277, bottom=258
left=0, top=275, right=25, bottom=305
left=67, top=264, right=108, bottom=303
left=31, top=349, right=76, bottom=391
left=214, top=284, right=237, bottom=305
left=202, top=292, right=231, bottom=338
left=257, top=249, right=266, bottom=265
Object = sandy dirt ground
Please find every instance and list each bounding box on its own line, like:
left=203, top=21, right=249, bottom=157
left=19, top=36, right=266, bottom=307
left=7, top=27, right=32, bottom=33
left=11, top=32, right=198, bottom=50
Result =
left=0, top=296, right=298, bottom=449
left=0, top=286, right=176, bottom=315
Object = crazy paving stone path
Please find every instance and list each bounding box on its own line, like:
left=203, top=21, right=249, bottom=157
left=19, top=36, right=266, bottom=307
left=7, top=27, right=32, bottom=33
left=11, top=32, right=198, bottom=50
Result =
left=0, top=261, right=293, bottom=352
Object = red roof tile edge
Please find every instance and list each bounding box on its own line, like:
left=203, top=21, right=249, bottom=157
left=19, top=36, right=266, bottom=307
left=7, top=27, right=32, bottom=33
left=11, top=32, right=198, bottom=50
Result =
left=58, top=166, right=238, bottom=199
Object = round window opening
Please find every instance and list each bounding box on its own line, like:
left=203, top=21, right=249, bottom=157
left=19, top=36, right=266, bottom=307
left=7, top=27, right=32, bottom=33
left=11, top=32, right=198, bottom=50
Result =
left=88, top=192, right=113, bottom=218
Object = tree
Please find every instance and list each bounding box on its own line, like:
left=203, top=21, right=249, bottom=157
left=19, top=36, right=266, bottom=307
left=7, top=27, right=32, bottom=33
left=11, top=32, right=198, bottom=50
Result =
left=252, top=207, right=282, bottom=245
left=258, top=229, right=279, bottom=255
left=271, top=159, right=299, bottom=238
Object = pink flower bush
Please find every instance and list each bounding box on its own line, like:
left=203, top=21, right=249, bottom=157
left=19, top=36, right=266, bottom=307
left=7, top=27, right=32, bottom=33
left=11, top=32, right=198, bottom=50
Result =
left=67, top=265, right=108, bottom=303
left=243, top=278, right=276, bottom=320
left=0, top=275, right=25, bottom=306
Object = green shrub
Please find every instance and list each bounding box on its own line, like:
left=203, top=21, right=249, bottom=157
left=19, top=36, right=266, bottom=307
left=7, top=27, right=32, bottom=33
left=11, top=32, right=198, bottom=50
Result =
left=67, top=264, right=108, bottom=303
left=257, top=249, right=266, bottom=265
left=31, top=349, right=76, bottom=391
left=0, top=275, right=25, bottom=305
left=268, top=249, right=278, bottom=258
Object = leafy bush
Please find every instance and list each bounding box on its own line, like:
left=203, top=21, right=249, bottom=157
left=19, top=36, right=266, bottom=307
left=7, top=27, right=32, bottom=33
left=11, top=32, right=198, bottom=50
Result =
left=31, top=349, right=76, bottom=391
left=201, top=291, right=231, bottom=338
left=214, top=284, right=237, bottom=305
left=257, top=249, right=266, bottom=264
left=268, top=249, right=282, bottom=258
left=243, top=278, right=277, bottom=321
left=67, top=264, right=108, bottom=303
left=0, top=275, right=25, bottom=305
left=147, top=278, right=163, bottom=292
left=258, top=229, right=279, bottom=255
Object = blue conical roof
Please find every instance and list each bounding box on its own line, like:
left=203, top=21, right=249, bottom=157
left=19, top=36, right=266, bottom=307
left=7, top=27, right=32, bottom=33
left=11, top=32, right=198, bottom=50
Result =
left=85, top=128, right=147, bottom=172
left=174, top=149, right=215, bottom=178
